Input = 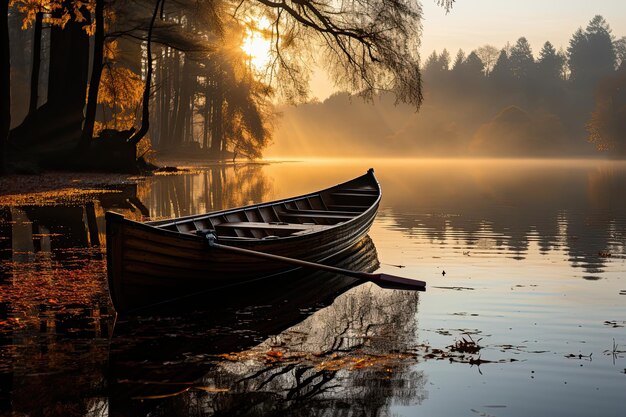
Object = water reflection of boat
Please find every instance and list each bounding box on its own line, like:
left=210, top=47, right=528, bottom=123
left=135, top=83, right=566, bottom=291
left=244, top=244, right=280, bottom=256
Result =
left=107, top=236, right=379, bottom=413
left=106, top=169, right=381, bottom=313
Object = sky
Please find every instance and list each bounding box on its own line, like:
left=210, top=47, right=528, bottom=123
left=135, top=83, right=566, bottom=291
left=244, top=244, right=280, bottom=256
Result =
left=309, top=0, right=626, bottom=101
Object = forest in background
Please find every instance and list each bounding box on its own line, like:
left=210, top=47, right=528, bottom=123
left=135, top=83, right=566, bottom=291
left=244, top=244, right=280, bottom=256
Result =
left=2, top=4, right=625, bottom=176
left=4, top=0, right=274, bottom=172
left=270, top=15, right=626, bottom=159
left=1, top=0, right=440, bottom=173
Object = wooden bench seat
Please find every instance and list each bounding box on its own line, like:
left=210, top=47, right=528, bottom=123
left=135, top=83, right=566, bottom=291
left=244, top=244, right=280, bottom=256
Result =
left=326, top=204, right=370, bottom=211
left=335, top=188, right=378, bottom=194
left=277, top=212, right=353, bottom=221
left=282, top=208, right=362, bottom=216
left=214, top=221, right=332, bottom=233
left=330, top=192, right=378, bottom=198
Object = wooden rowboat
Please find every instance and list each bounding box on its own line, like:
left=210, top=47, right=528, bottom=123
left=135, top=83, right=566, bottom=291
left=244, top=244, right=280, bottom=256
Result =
left=106, top=168, right=382, bottom=313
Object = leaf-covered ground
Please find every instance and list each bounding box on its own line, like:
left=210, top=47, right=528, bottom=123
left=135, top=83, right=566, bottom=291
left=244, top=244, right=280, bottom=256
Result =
left=0, top=172, right=138, bottom=206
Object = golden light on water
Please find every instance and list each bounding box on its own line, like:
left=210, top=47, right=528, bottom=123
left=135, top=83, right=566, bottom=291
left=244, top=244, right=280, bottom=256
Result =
left=241, top=17, right=272, bottom=71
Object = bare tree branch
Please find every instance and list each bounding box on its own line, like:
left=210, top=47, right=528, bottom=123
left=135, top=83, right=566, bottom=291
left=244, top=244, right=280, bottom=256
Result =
left=238, top=0, right=426, bottom=106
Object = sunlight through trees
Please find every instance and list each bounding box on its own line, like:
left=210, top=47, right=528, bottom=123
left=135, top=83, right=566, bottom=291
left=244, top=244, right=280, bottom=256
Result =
left=2, top=0, right=456, bottom=172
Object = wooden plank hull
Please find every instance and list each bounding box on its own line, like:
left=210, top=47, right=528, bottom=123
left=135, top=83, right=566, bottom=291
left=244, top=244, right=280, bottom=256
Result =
left=106, top=169, right=381, bottom=313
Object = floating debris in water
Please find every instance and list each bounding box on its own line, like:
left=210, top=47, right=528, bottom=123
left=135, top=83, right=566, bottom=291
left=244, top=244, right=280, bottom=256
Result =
left=432, top=286, right=475, bottom=291
left=565, top=353, right=592, bottom=360
left=448, top=333, right=482, bottom=354
left=603, top=338, right=626, bottom=359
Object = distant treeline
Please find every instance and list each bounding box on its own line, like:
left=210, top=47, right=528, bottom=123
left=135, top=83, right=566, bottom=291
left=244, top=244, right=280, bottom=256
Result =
left=271, top=15, right=626, bottom=158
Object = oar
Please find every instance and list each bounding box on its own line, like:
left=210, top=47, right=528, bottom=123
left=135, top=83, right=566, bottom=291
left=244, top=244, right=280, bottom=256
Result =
left=206, top=235, right=426, bottom=291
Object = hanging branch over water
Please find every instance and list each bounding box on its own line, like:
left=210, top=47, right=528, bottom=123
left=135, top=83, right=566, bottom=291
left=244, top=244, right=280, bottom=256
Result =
left=243, top=0, right=451, bottom=106
left=128, top=0, right=164, bottom=146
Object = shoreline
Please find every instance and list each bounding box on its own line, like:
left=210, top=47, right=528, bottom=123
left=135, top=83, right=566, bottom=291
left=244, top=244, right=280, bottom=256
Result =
left=0, top=159, right=283, bottom=207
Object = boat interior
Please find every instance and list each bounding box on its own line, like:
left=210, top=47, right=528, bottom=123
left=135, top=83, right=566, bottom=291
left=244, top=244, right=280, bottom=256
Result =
left=152, top=186, right=379, bottom=240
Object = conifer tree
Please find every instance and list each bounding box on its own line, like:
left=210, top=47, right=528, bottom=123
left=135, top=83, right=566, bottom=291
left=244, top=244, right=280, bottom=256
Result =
left=452, top=49, right=465, bottom=72
left=537, top=41, right=564, bottom=81
left=490, top=49, right=511, bottom=85
left=509, top=37, right=534, bottom=80
left=568, top=16, right=616, bottom=87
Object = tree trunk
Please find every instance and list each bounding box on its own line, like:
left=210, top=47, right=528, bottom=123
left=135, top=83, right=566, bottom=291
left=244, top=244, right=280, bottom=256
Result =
left=167, top=50, right=181, bottom=146
left=203, top=80, right=210, bottom=149
left=10, top=1, right=90, bottom=149
left=47, top=5, right=90, bottom=106
left=187, top=91, right=194, bottom=143
left=28, top=12, right=42, bottom=114
left=0, top=0, right=11, bottom=174
left=158, top=48, right=171, bottom=148
left=80, top=0, right=105, bottom=148
left=153, top=47, right=162, bottom=146
left=128, top=0, right=162, bottom=146
left=0, top=0, right=10, bottom=173
left=173, top=55, right=190, bottom=145
left=209, top=75, right=223, bottom=157
left=7, top=10, right=29, bottom=125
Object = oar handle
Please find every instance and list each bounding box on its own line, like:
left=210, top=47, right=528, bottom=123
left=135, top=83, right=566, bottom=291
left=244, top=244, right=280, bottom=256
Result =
left=206, top=235, right=426, bottom=290
left=208, top=236, right=357, bottom=276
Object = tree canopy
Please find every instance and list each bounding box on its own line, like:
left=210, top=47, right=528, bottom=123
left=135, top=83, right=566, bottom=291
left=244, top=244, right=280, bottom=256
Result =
left=509, top=37, right=534, bottom=80
left=241, top=0, right=426, bottom=106
left=475, top=45, right=499, bottom=75
left=0, top=0, right=457, bottom=172
left=568, top=15, right=616, bottom=87
left=537, top=41, right=564, bottom=82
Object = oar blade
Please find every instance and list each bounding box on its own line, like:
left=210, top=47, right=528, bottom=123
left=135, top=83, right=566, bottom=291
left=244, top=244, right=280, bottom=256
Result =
left=369, top=273, right=426, bottom=291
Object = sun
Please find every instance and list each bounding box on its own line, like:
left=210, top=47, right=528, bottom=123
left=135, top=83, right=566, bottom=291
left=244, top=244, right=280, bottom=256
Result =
left=241, top=17, right=272, bottom=71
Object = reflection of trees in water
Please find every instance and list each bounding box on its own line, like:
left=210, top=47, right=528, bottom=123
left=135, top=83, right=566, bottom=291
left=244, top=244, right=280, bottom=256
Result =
left=105, top=237, right=411, bottom=417
left=278, top=284, right=420, bottom=356
left=151, top=286, right=425, bottom=417
left=381, top=163, right=626, bottom=277
left=137, top=164, right=273, bottom=220
left=0, top=183, right=144, bottom=253
left=0, top=202, right=118, bottom=416
left=0, top=239, right=112, bottom=415
left=0, top=167, right=274, bottom=415
left=0, top=254, right=113, bottom=416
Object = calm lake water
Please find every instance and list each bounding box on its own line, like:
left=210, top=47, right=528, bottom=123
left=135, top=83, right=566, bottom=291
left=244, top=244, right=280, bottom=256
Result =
left=0, top=159, right=625, bottom=416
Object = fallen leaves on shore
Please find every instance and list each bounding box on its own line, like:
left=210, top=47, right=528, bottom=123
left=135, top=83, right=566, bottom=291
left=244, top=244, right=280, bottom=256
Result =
left=0, top=172, right=134, bottom=206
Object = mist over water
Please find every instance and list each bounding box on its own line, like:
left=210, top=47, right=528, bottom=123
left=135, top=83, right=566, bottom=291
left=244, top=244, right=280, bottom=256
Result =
left=268, top=93, right=602, bottom=158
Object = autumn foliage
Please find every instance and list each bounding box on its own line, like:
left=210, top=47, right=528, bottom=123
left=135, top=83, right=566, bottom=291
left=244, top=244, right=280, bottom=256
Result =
left=10, top=0, right=93, bottom=32
left=587, top=70, right=626, bottom=155
left=95, top=41, right=143, bottom=135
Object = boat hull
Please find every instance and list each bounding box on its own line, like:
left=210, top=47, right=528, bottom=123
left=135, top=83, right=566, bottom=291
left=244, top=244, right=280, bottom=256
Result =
left=106, top=169, right=381, bottom=313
